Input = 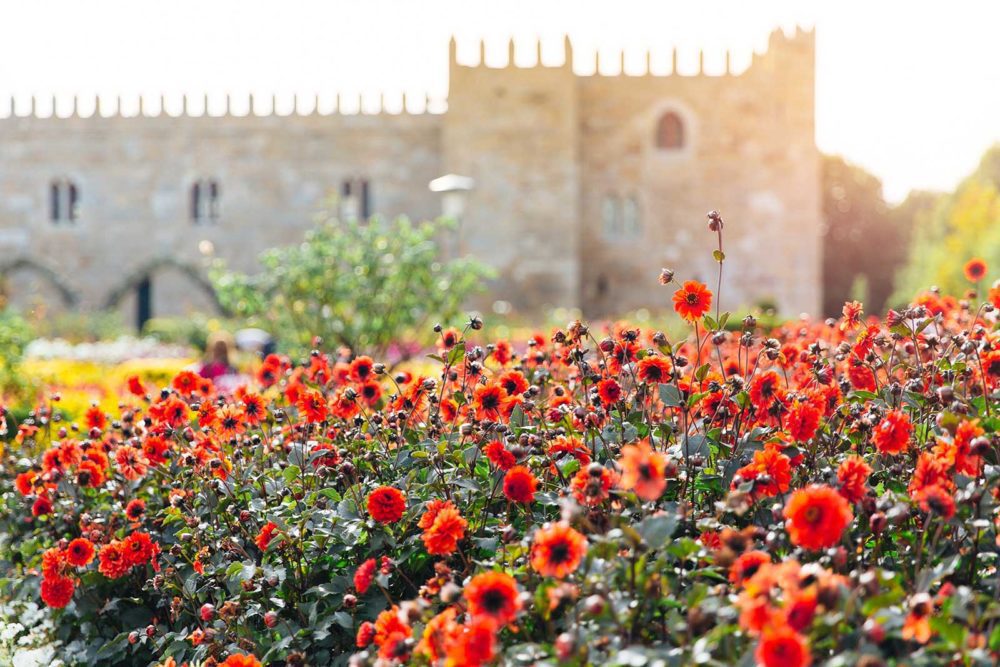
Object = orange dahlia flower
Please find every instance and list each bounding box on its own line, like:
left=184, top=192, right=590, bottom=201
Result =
left=756, top=626, right=811, bottom=667
left=419, top=499, right=468, bottom=556
left=617, top=440, right=668, bottom=502
left=783, top=485, right=853, bottom=550
left=219, top=655, right=263, bottom=667
left=464, top=571, right=521, bottom=625
left=66, top=538, right=96, bottom=567
left=964, top=257, right=987, bottom=282
left=40, top=575, right=75, bottom=609
left=872, top=409, right=913, bottom=455
left=672, top=281, right=713, bottom=322
left=502, top=466, right=537, bottom=504
left=530, top=522, right=588, bottom=578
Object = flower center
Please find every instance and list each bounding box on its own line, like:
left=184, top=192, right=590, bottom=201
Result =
left=549, top=542, right=570, bottom=564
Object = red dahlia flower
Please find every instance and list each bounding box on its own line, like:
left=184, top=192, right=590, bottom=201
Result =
left=367, top=486, right=407, bottom=524
left=502, top=466, right=537, bottom=504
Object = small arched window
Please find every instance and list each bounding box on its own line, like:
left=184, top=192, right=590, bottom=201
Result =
left=655, top=111, right=684, bottom=150
left=50, top=178, right=79, bottom=223
left=191, top=179, right=220, bottom=224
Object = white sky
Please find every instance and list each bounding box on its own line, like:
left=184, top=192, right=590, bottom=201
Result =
left=0, top=0, right=998, bottom=202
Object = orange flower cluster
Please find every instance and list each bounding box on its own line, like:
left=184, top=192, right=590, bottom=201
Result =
left=419, top=500, right=468, bottom=556
left=39, top=531, right=159, bottom=609
left=737, top=560, right=846, bottom=667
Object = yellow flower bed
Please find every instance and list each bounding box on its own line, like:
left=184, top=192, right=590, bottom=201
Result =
left=17, top=358, right=195, bottom=418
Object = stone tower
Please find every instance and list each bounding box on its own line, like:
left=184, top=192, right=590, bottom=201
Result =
left=576, top=26, right=821, bottom=317
left=443, top=37, right=581, bottom=311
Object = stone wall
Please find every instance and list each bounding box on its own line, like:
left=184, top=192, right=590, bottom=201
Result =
left=0, top=112, right=442, bottom=326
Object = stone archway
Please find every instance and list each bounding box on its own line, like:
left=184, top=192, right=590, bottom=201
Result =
left=103, top=258, right=227, bottom=330
left=0, top=257, right=79, bottom=313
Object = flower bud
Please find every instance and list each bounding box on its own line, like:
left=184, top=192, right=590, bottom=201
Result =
left=585, top=594, right=606, bottom=615
left=555, top=633, right=575, bottom=660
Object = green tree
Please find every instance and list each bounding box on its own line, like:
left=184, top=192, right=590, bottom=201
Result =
left=821, top=155, right=913, bottom=315
left=211, top=215, right=493, bottom=358
left=894, top=145, right=1000, bottom=300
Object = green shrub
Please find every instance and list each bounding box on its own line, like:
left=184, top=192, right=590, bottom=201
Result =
left=211, top=216, right=493, bottom=358
left=0, top=309, right=32, bottom=399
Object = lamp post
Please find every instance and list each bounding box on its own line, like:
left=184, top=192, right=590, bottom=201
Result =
left=429, top=174, right=474, bottom=258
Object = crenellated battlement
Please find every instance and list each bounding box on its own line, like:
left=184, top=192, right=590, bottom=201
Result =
left=0, top=28, right=813, bottom=121
left=450, top=26, right=814, bottom=77
left=0, top=91, right=450, bottom=120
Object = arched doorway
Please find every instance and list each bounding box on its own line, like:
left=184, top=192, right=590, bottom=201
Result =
left=0, top=258, right=78, bottom=316
left=104, top=259, right=225, bottom=331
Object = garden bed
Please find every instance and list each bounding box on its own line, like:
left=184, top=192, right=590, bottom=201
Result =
left=2, top=243, right=999, bottom=666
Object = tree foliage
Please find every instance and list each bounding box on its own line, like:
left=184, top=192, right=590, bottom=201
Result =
left=821, top=154, right=916, bottom=315
left=894, top=145, right=1000, bottom=300
left=211, top=215, right=493, bottom=358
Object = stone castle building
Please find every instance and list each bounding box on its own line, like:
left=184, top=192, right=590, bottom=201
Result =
left=0, top=28, right=820, bottom=329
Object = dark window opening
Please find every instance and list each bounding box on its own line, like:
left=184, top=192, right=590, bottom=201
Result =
left=341, top=177, right=372, bottom=221
left=136, top=277, right=152, bottom=331
left=597, top=275, right=609, bottom=299
left=191, top=179, right=220, bottom=224
left=360, top=179, right=371, bottom=220
left=656, top=111, right=684, bottom=150
left=50, top=183, right=60, bottom=222
left=50, top=178, right=79, bottom=223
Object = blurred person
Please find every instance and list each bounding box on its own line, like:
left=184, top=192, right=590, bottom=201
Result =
left=198, top=331, right=237, bottom=381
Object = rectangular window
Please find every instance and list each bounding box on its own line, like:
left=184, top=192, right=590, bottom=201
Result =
left=50, top=179, right=79, bottom=224
left=341, top=177, right=372, bottom=221
left=191, top=179, right=220, bottom=224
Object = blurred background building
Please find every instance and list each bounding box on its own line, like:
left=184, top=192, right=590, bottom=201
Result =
left=0, top=29, right=821, bottom=328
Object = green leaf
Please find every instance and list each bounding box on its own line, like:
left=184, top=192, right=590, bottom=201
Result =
left=635, top=511, right=678, bottom=550
left=282, top=464, right=302, bottom=486
left=682, top=435, right=710, bottom=458
left=658, top=383, right=683, bottom=407
left=694, top=363, right=711, bottom=382
left=447, top=345, right=466, bottom=365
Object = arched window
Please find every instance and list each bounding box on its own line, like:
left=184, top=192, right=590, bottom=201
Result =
left=191, top=179, right=220, bottom=224
left=655, top=111, right=684, bottom=150
left=50, top=178, right=79, bottom=223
